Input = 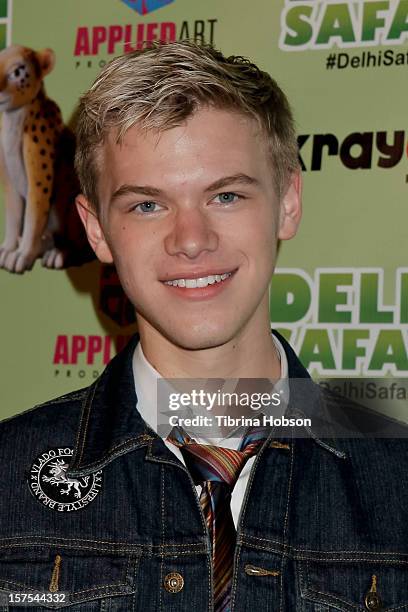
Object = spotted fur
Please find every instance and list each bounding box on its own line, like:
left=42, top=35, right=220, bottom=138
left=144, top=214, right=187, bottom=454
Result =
left=0, top=45, right=92, bottom=273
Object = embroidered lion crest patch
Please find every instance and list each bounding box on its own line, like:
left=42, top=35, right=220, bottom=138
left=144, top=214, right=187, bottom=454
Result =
left=29, top=447, right=102, bottom=512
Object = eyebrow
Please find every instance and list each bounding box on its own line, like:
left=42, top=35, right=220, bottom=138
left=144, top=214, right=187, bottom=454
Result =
left=110, top=184, right=163, bottom=203
left=205, top=173, right=260, bottom=192
left=110, top=173, right=260, bottom=204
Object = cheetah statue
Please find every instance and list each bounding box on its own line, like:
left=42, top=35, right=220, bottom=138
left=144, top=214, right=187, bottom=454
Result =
left=0, top=44, right=92, bottom=273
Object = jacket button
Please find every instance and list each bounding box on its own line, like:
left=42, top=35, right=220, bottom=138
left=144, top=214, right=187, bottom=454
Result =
left=365, top=592, right=382, bottom=611
left=163, top=572, right=184, bottom=593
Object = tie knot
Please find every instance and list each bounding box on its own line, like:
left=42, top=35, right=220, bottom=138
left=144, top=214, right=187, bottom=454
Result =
left=167, top=425, right=269, bottom=489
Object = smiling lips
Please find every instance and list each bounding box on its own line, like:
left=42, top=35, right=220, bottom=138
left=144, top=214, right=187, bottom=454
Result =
left=164, top=272, right=233, bottom=288
left=162, top=269, right=236, bottom=293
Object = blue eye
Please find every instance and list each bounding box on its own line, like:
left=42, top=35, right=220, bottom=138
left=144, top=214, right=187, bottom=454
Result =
left=215, top=192, right=239, bottom=204
left=135, top=201, right=159, bottom=214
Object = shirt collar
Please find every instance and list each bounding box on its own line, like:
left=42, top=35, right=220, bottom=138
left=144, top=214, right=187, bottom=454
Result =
left=133, top=330, right=290, bottom=435
left=67, top=332, right=344, bottom=477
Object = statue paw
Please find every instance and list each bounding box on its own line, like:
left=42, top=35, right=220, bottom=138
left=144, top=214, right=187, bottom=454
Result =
left=0, top=242, right=19, bottom=268
left=42, top=247, right=65, bottom=269
left=3, top=248, right=37, bottom=273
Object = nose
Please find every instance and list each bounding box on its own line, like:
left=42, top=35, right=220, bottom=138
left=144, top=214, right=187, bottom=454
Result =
left=164, top=207, right=219, bottom=259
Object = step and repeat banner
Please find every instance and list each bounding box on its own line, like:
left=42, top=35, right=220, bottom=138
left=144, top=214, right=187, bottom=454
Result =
left=1, top=0, right=407, bottom=419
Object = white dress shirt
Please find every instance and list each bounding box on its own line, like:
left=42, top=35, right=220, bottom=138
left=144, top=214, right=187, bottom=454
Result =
left=132, top=335, right=289, bottom=527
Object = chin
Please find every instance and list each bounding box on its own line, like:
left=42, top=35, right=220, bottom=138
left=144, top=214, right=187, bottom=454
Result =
left=161, top=320, right=235, bottom=352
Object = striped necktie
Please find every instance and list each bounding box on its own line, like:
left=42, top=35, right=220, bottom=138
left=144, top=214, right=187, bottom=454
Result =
left=167, top=423, right=269, bottom=612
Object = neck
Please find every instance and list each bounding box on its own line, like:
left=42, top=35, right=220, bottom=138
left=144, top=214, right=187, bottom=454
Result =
left=137, top=306, right=281, bottom=380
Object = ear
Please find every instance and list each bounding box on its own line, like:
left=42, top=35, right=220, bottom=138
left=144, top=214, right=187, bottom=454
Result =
left=278, top=170, right=302, bottom=241
left=36, top=48, right=55, bottom=77
left=75, top=195, right=114, bottom=264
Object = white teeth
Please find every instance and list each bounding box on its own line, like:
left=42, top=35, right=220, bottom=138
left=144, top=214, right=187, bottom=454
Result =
left=164, top=272, right=232, bottom=288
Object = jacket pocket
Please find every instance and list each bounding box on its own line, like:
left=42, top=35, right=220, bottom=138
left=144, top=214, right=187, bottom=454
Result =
left=0, top=546, right=138, bottom=610
left=298, top=559, right=408, bottom=611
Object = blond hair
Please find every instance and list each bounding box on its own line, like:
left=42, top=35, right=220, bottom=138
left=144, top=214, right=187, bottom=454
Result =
left=75, top=41, right=299, bottom=210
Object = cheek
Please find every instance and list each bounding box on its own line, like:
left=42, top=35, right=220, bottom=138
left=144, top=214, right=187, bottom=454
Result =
left=114, top=260, right=146, bottom=302
left=245, top=221, right=279, bottom=282
left=244, top=213, right=278, bottom=254
left=108, top=233, right=155, bottom=289
left=104, top=222, right=133, bottom=254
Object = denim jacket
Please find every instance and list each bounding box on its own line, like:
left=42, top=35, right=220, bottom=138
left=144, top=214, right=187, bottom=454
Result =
left=0, top=333, right=407, bottom=611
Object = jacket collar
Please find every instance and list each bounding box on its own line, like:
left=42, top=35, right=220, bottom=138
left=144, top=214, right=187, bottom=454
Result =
left=67, top=334, right=154, bottom=476
left=67, top=332, right=344, bottom=477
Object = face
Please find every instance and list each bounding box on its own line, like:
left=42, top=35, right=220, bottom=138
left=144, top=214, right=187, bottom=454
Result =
left=77, top=107, right=301, bottom=351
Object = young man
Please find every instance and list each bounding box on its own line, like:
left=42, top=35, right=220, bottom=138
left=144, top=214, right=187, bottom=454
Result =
left=1, top=42, right=407, bottom=611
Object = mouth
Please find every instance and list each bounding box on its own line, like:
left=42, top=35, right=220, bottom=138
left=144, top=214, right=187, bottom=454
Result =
left=160, top=269, right=237, bottom=298
left=163, top=270, right=235, bottom=288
